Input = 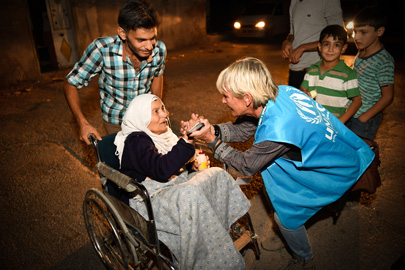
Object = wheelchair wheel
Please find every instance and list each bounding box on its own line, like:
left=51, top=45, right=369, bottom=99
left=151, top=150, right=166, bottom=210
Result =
left=83, top=189, right=139, bottom=270
left=230, top=213, right=261, bottom=260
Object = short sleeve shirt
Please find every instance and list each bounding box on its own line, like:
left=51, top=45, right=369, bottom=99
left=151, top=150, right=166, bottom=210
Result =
left=301, top=60, right=359, bottom=117
left=353, top=48, right=394, bottom=118
left=289, top=0, right=343, bottom=70
left=66, top=35, right=166, bottom=124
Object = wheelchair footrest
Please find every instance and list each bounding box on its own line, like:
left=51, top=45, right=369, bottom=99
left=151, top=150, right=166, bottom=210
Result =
left=234, top=230, right=252, bottom=251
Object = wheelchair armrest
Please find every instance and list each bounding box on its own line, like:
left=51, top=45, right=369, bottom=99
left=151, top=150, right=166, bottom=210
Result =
left=96, top=162, right=155, bottom=223
left=96, top=162, right=138, bottom=193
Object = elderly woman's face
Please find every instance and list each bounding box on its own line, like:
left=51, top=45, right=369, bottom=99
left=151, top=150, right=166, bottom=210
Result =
left=148, top=99, right=169, bottom=135
left=221, top=90, right=248, bottom=117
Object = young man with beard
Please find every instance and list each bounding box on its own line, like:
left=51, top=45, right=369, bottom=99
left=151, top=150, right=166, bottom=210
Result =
left=64, top=0, right=166, bottom=144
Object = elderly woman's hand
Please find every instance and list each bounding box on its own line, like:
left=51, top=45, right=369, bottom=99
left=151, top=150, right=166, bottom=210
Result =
left=180, top=113, right=199, bottom=134
left=180, top=114, right=217, bottom=144
left=189, top=118, right=217, bottom=144
left=181, top=114, right=200, bottom=133
left=179, top=113, right=202, bottom=142
left=192, top=149, right=210, bottom=171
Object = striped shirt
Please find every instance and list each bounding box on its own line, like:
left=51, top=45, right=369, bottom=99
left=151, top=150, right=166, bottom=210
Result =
left=66, top=35, right=166, bottom=124
left=353, top=48, right=394, bottom=118
left=301, top=59, right=359, bottom=117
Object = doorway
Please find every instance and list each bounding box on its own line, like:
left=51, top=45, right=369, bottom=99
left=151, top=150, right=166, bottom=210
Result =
left=26, top=0, right=79, bottom=72
left=26, top=0, right=58, bottom=72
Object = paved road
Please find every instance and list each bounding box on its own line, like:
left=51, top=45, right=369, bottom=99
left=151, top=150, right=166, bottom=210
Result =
left=0, top=37, right=404, bottom=269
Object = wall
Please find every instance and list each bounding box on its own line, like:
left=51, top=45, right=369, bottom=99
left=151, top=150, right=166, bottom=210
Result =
left=0, top=0, right=41, bottom=86
left=157, top=0, right=207, bottom=50
left=0, top=0, right=207, bottom=87
left=71, top=0, right=207, bottom=54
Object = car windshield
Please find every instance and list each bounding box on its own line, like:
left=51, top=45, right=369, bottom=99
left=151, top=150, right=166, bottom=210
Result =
left=243, top=3, right=276, bottom=15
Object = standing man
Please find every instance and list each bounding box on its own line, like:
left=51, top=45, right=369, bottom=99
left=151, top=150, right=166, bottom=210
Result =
left=64, top=0, right=166, bottom=145
left=281, top=0, right=343, bottom=88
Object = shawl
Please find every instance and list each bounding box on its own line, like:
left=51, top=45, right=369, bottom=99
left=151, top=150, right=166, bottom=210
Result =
left=114, top=94, right=179, bottom=166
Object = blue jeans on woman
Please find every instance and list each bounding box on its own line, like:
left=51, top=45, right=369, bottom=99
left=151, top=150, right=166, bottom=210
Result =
left=274, top=212, right=313, bottom=263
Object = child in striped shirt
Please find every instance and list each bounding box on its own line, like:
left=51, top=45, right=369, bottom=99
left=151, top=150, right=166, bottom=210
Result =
left=345, top=7, right=394, bottom=141
left=300, top=25, right=362, bottom=124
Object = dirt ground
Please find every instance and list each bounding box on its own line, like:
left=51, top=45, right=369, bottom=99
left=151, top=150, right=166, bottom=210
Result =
left=0, top=36, right=404, bottom=270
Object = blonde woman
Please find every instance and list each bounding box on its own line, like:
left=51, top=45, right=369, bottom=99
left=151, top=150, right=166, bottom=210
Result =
left=182, top=57, right=374, bottom=269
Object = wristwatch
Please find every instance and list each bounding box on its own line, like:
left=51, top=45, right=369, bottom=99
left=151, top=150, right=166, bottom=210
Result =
left=207, top=136, right=220, bottom=150
left=213, top=124, right=221, bottom=138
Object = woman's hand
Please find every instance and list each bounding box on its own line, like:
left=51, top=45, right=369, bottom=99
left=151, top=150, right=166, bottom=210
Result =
left=179, top=131, right=193, bottom=143
left=189, top=118, right=217, bottom=144
left=179, top=113, right=204, bottom=143
left=180, top=114, right=216, bottom=144
left=192, top=149, right=210, bottom=171
left=180, top=113, right=200, bottom=135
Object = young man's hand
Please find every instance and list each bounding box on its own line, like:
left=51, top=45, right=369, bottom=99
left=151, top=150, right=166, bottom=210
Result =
left=80, top=123, right=101, bottom=145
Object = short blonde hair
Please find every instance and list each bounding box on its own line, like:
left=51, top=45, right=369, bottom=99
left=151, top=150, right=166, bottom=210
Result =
left=216, top=57, right=278, bottom=109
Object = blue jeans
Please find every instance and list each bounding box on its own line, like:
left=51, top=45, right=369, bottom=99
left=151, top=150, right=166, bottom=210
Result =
left=346, top=113, right=383, bottom=141
left=274, top=212, right=313, bottom=262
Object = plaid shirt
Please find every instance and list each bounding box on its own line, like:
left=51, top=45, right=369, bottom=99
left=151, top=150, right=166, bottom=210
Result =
left=66, top=35, right=166, bottom=124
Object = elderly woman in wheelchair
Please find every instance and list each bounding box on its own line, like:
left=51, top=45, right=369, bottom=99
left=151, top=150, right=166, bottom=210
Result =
left=104, top=93, right=251, bottom=269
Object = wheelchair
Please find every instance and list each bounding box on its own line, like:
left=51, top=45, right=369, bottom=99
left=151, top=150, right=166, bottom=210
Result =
left=83, top=133, right=260, bottom=270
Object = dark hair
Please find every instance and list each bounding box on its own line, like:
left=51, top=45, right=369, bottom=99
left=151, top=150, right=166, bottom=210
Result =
left=353, top=7, right=387, bottom=30
left=319, top=25, right=347, bottom=44
left=118, top=0, right=158, bottom=32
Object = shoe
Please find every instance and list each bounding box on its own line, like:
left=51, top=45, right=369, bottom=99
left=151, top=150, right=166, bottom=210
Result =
left=261, top=235, right=284, bottom=251
left=285, top=257, right=315, bottom=270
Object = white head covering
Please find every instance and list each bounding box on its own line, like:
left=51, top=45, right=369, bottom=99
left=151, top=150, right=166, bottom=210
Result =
left=114, top=94, right=179, bottom=166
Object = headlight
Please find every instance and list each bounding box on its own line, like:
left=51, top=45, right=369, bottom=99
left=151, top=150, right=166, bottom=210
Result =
left=255, top=21, right=265, bottom=28
left=346, top=21, right=353, bottom=29
left=234, top=22, right=241, bottom=29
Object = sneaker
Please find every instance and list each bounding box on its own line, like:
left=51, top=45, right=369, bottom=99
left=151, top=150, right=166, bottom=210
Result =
left=285, top=257, right=315, bottom=270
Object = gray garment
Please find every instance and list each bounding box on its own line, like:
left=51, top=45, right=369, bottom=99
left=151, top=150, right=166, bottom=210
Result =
left=211, top=119, right=296, bottom=176
left=289, top=0, right=343, bottom=71
left=129, top=167, right=250, bottom=270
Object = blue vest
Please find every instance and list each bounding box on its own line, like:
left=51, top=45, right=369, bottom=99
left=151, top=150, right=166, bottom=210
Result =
left=255, top=86, right=374, bottom=229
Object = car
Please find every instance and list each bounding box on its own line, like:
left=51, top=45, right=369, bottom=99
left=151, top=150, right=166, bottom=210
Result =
left=233, top=1, right=289, bottom=39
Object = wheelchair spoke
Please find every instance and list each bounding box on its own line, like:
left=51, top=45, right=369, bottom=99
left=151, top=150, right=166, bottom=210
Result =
left=84, top=190, right=140, bottom=270
left=83, top=189, right=178, bottom=270
left=104, top=242, right=126, bottom=268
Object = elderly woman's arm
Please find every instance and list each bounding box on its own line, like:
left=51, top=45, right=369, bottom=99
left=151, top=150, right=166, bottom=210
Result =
left=120, top=132, right=195, bottom=182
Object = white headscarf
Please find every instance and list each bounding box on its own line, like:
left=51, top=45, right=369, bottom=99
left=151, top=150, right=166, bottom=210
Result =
left=114, top=94, right=179, bottom=166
